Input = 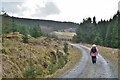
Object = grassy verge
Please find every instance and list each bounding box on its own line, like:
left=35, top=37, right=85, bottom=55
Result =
left=79, top=43, right=118, bottom=70
left=46, top=44, right=82, bottom=78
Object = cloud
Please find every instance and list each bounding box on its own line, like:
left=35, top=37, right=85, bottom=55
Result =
left=2, top=2, right=24, bottom=16
left=118, top=1, right=120, bottom=11
left=0, top=3, right=2, bottom=10
left=32, top=2, right=60, bottom=17
left=1, top=0, right=118, bottom=23
left=1, top=0, right=25, bottom=2
left=1, top=1, right=60, bottom=18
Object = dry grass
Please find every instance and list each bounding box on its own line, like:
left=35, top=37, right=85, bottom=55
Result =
left=50, top=31, right=76, bottom=40
left=79, top=43, right=118, bottom=70
left=2, top=36, right=65, bottom=78
left=46, top=45, right=82, bottom=78
left=51, top=31, right=76, bottom=37
left=1, top=33, right=82, bottom=78
left=57, top=35, right=72, bottom=40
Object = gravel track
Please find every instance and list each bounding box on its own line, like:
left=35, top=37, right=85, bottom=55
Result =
left=59, top=43, right=118, bottom=78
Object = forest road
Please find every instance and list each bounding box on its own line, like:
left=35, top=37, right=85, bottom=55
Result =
left=59, top=43, right=118, bottom=78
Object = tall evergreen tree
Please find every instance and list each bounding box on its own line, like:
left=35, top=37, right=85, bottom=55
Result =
left=73, top=12, right=119, bottom=48
left=93, top=16, right=96, bottom=24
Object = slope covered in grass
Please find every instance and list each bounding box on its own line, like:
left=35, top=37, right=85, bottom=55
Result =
left=1, top=32, right=81, bottom=78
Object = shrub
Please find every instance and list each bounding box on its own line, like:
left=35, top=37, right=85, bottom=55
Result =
left=63, top=55, right=68, bottom=64
left=22, top=34, right=29, bottom=43
left=57, top=57, right=65, bottom=69
left=63, top=42, right=68, bottom=54
left=23, top=60, right=43, bottom=78
left=47, top=63, right=57, bottom=75
left=56, top=49, right=62, bottom=58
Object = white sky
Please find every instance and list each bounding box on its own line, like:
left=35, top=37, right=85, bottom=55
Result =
left=1, top=0, right=120, bottom=23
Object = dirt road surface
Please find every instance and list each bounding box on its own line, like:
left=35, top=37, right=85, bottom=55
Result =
left=59, top=43, right=118, bottom=78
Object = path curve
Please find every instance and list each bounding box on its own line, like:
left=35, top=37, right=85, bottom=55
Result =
left=59, top=43, right=118, bottom=78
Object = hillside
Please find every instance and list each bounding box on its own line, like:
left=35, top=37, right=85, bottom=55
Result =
left=1, top=14, right=79, bottom=33
left=1, top=32, right=81, bottom=78
left=0, top=14, right=81, bottom=78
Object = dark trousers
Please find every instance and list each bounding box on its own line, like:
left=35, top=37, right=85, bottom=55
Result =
left=92, top=56, right=96, bottom=64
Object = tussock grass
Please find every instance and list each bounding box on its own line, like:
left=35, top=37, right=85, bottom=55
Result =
left=2, top=36, right=65, bottom=78
left=2, top=33, right=82, bottom=78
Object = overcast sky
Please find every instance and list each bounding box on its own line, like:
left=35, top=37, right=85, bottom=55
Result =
left=1, top=0, right=120, bottom=23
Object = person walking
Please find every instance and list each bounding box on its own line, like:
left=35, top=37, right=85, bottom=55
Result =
left=90, top=44, right=98, bottom=64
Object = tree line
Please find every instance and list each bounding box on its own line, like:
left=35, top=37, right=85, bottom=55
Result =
left=1, top=14, right=79, bottom=33
left=2, top=16, right=59, bottom=43
left=73, top=11, right=119, bottom=48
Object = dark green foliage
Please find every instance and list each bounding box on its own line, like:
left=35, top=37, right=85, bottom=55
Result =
left=30, top=25, right=43, bottom=38
left=23, top=62, right=42, bottom=78
left=16, top=25, right=29, bottom=35
left=63, top=55, right=68, bottom=64
left=23, top=45, right=43, bottom=78
left=47, top=50, right=58, bottom=75
left=28, top=25, right=47, bottom=38
left=56, top=49, right=68, bottom=69
left=118, top=11, right=120, bottom=49
left=2, top=18, right=29, bottom=35
left=2, top=15, right=12, bottom=33
left=93, top=16, right=96, bottom=24
left=2, top=17, right=48, bottom=38
left=50, top=55, right=56, bottom=64
left=56, top=49, right=61, bottom=58
left=22, top=33, right=29, bottom=43
left=73, top=12, right=119, bottom=48
left=23, top=63, right=37, bottom=78
left=2, top=14, right=48, bottom=38
left=11, top=17, right=17, bottom=32
left=1, top=15, right=79, bottom=33
left=57, top=57, right=65, bottom=69
left=63, top=42, right=68, bottom=54
left=47, top=63, right=57, bottom=75
left=47, top=48, right=67, bottom=75
left=93, top=33, right=103, bottom=45
left=56, top=49, right=64, bottom=68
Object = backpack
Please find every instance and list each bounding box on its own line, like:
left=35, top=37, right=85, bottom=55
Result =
left=91, top=47, right=96, bottom=53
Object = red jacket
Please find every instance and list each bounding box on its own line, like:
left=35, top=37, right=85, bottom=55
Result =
left=90, top=46, right=98, bottom=56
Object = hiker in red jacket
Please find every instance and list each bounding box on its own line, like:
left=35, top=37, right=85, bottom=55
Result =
left=90, top=44, right=98, bottom=64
